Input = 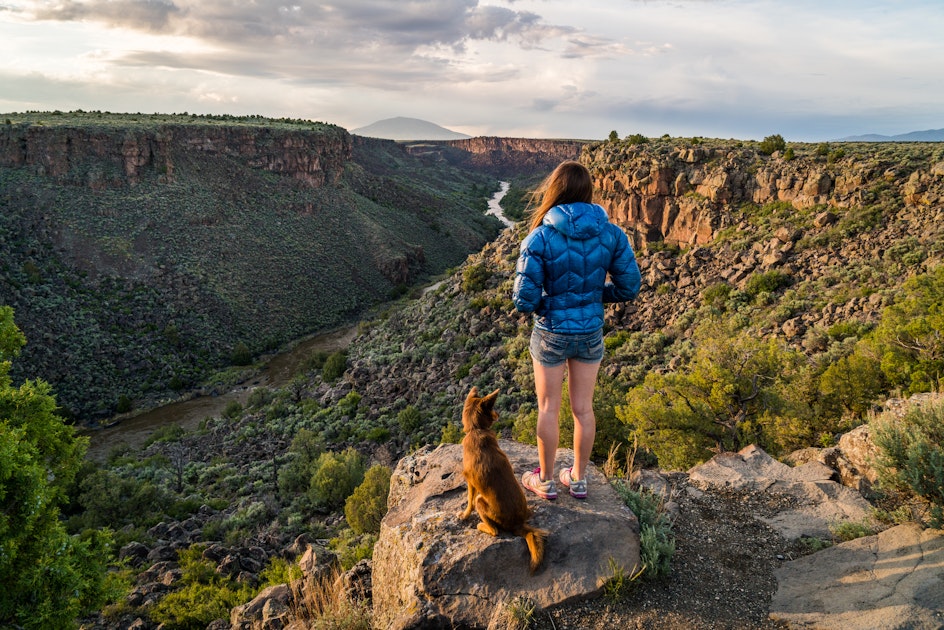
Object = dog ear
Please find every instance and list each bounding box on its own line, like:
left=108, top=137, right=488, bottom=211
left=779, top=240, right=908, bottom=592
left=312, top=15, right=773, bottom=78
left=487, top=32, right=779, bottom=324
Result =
left=465, top=387, right=479, bottom=403
left=481, top=388, right=500, bottom=411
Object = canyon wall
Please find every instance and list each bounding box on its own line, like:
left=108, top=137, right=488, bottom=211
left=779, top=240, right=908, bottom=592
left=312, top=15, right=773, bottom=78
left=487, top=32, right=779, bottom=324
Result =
left=0, top=122, right=351, bottom=189
left=585, top=141, right=944, bottom=247
left=430, top=136, right=587, bottom=177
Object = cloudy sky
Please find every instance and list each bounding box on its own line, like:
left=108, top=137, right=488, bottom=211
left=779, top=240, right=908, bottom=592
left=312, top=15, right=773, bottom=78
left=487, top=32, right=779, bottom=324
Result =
left=1, top=0, right=941, bottom=141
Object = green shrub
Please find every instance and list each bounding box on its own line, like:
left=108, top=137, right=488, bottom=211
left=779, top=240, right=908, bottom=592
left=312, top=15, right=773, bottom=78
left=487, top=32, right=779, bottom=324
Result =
left=868, top=266, right=944, bottom=395
left=259, top=557, right=303, bottom=587
left=322, top=351, right=347, bottom=381
left=758, top=134, right=787, bottom=155
left=144, top=424, right=186, bottom=446
left=798, top=536, right=832, bottom=553
left=612, top=481, right=674, bottom=579
left=150, top=546, right=255, bottom=629
left=301, top=350, right=329, bottom=372
left=827, top=148, right=846, bottom=164
left=115, top=395, right=133, bottom=413
left=440, top=422, right=463, bottom=444
left=744, top=270, right=791, bottom=296
left=618, top=316, right=807, bottom=468
left=222, top=400, right=243, bottom=420
left=818, top=352, right=885, bottom=417
left=829, top=519, right=875, bottom=542
left=365, top=427, right=390, bottom=443
left=826, top=321, right=870, bottom=341
left=231, top=342, right=252, bottom=366
left=397, top=405, right=422, bottom=433
left=701, top=282, right=732, bottom=308
left=329, top=529, right=377, bottom=571
left=246, top=387, right=275, bottom=408
left=76, top=469, right=172, bottom=529
left=309, top=448, right=366, bottom=511
left=461, top=263, right=490, bottom=293
left=345, top=465, right=391, bottom=535
left=871, top=399, right=944, bottom=528
left=625, top=133, right=649, bottom=145
left=278, top=429, right=325, bottom=494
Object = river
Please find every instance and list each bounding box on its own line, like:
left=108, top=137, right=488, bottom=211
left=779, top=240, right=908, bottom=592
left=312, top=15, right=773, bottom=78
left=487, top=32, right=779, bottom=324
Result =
left=83, top=326, right=358, bottom=462
left=83, top=182, right=514, bottom=462
left=486, top=181, right=513, bottom=228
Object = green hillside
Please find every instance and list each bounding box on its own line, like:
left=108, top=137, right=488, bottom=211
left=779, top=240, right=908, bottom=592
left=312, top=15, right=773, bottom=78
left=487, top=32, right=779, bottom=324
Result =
left=0, top=113, right=500, bottom=420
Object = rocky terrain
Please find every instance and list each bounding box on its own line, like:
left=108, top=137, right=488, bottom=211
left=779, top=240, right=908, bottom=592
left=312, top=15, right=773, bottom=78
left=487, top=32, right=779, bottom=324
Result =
left=10, top=132, right=944, bottom=628
left=78, top=395, right=942, bottom=630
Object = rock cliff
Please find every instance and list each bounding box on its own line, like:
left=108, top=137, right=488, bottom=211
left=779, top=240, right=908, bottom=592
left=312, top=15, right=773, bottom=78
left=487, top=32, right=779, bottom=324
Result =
left=0, top=120, right=350, bottom=189
left=584, top=140, right=944, bottom=247
left=430, top=136, right=587, bottom=177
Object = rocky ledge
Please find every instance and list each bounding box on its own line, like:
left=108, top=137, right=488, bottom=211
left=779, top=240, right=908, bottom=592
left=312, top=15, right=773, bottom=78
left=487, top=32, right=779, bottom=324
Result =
left=372, top=440, right=641, bottom=629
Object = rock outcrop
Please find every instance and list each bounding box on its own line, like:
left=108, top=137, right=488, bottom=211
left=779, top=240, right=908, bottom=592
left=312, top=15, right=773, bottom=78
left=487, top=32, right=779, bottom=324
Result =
left=688, top=444, right=875, bottom=540
left=585, top=141, right=944, bottom=248
left=372, top=440, right=641, bottom=629
left=770, top=523, right=944, bottom=629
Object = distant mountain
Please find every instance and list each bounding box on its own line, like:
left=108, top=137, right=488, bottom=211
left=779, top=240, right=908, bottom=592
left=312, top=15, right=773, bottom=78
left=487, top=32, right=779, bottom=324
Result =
left=834, top=128, right=944, bottom=142
left=351, top=117, right=471, bottom=141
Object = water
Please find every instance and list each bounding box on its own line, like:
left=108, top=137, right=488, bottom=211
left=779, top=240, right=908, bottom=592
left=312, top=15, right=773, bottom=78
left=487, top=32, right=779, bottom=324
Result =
left=83, top=326, right=357, bottom=462
left=424, top=182, right=512, bottom=296
left=486, top=181, right=513, bottom=227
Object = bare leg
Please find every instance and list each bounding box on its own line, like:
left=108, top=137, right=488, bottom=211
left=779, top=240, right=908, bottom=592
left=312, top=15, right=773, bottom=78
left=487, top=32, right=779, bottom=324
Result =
left=567, top=358, right=601, bottom=481
left=532, top=359, right=566, bottom=481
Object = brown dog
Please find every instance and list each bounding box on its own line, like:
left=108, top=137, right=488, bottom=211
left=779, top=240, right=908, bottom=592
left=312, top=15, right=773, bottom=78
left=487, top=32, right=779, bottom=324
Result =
left=457, top=387, right=547, bottom=574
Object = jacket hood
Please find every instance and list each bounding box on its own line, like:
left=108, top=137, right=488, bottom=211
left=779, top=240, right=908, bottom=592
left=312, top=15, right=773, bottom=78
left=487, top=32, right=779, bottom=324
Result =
left=543, top=203, right=609, bottom=239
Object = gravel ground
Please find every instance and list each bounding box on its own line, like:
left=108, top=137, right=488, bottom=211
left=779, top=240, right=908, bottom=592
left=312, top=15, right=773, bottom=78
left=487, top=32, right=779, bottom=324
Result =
left=530, top=475, right=801, bottom=630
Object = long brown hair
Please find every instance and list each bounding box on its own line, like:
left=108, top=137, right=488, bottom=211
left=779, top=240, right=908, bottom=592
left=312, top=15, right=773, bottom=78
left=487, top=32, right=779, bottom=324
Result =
left=528, top=160, right=594, bottom=231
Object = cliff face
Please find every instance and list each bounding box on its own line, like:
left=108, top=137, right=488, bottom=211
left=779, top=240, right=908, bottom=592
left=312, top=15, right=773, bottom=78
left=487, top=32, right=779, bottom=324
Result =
left=585, top=141, right=944, bottom=247
left=0, top=122, right=351, bottom=189
left=429, top=136, right=587, bottom=178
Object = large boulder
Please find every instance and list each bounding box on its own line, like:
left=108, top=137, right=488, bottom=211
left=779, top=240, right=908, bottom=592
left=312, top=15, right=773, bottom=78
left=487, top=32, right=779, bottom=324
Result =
left=770, top=523, right=944, bottom=629
left=229, top=584, right=293, bottom=630
left=372, top=441, right=640, bottom=629
left=836, top=423, right=881, bottom=490
left=688, top=444, right=875, bottom=539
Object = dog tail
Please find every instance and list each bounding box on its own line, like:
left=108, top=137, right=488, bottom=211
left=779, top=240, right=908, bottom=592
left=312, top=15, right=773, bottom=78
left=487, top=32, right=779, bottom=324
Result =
left=517, top=524, right=548, bottom=574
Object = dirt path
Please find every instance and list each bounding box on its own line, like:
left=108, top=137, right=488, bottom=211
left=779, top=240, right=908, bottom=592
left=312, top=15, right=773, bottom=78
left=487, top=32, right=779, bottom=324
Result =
left=533, top=475, right=792, bottom=629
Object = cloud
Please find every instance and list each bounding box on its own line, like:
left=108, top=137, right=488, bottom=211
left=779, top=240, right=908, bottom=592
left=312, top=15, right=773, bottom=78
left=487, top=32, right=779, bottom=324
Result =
left=30, top=0, right=181, bottom=31
left=13, top=0, right=627, bottom=83
left=5, top=0, right=943, bottom=140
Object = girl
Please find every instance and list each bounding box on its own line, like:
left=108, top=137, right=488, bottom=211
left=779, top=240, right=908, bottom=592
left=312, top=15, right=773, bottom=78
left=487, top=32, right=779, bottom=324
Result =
left=513, top=160, right=641, bottom=499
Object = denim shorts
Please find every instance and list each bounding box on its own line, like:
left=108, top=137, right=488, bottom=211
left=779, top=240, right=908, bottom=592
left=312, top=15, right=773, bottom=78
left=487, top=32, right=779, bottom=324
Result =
left=529, top=327, right=605, bottom=367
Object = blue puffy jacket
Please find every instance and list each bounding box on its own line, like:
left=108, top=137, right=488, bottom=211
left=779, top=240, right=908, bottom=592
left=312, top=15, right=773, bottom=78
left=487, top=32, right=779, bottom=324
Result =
left=513, top=202, right=641, bottom=334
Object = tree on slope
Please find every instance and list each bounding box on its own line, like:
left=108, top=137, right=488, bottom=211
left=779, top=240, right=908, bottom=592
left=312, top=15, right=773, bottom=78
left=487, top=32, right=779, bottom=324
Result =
left=868, top=265, right=944, bottom=395
left=617, top=316, right=809, bottom=469
left=0, top=305, right=109, bottom=629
